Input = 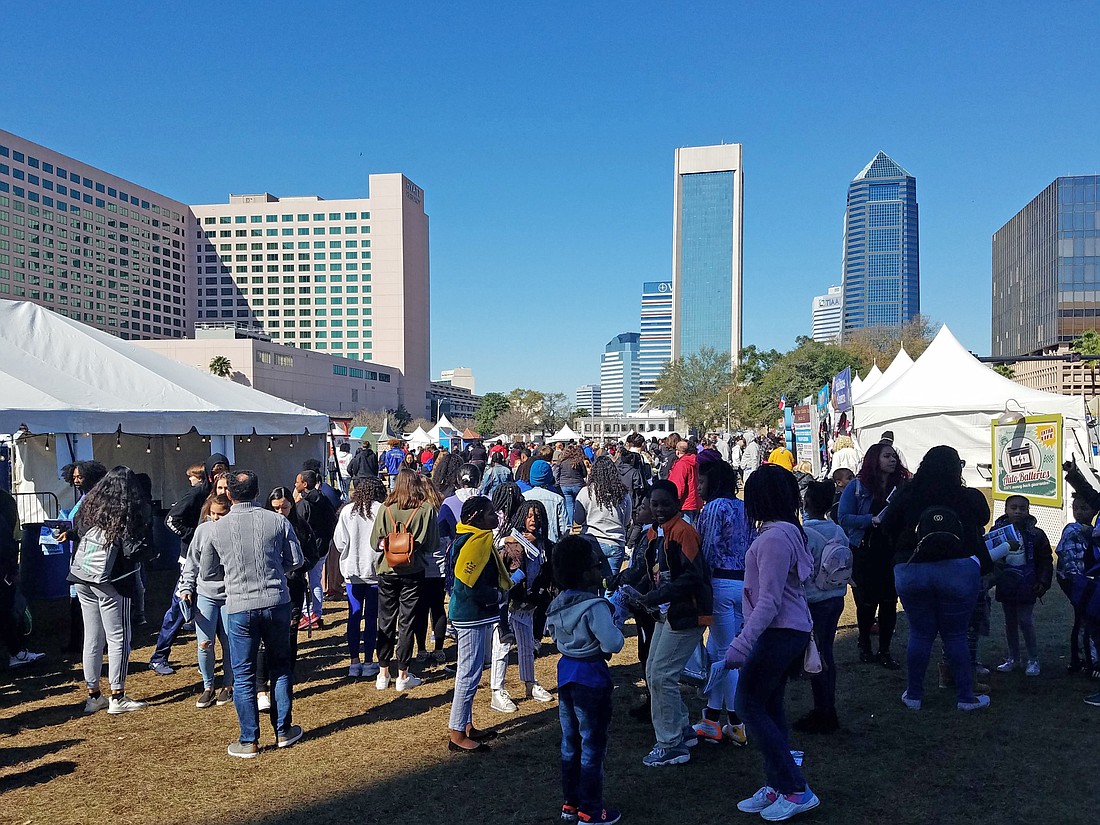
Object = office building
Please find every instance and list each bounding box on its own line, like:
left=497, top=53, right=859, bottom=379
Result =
left=671, top=144, right=744, bottom=365
left=575, top=383, right=602, bottom=416
left=574, top=410, right=687, bottom=441
left=811, top=285, right=843, bottom=342
left=841, top=151, right=920, bottom=335
left=600, top=332, right=641, bottom=415
left=428, top=381, right=481, bottom=421
left=189, top=176, right=431, bottom=416
left=640, top=280, right=673, bottom=400
left=0, top=129, right=193, bottom=340
left=438, top=367, right=476, bottom=394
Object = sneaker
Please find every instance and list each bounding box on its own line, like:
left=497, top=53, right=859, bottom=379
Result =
left=681, top=726, right=699, bottom=748
left=995, top=657, right=1016, bottom=673
left=561, top=803, right=579, bottom=822
left=107, top=695, right=147, bottom=714
left=297, top=615, right=311, bottom=631
left=149, top=660, right=175, bottom=676
left=1025, top=659, right=1041, bottom=677
left=641, top=745, right=690, bottom=767
left=1084, top=692, right=1100, bottom=707
left=84, top=694, right=110, bottom=714
left=257, top=692, right=271, bottom=711
left=277, top=724, right=304, bottom=748
left=9, top=650, right=44, bottom=667
left=227, top=741, right=259, bottom=759
left=348, top=663, right=363, bottom=678
left=901, top=690, right=922, bottom=710
left=958, top=695, right=991, bottom=711
left=878, top=652, right=901, bottom=670
left=216, top=687, right=232, bottom=706
left=760, top=788, right=820, bottom=821
left=722, top=722, right=748, bottom=746
left=577, top=808, right=621, bottom=824
left=737, top=786, right=780, bottom=813
left=395, top=673, right=423, bottom=691
left=527, top=683, right=554, bottom=702
left=196, top=688, right=216, bottom=708
left=491, top=689, right=518, bottom=713
left=975, top=663, right=991, bottom=678
left=361, top=662, right=380, bottom=678
left=692, top=718, right=723, bottom=744
left=430, top=650, right=447, bottom=664
left=375, top=670, right=391, bottom=691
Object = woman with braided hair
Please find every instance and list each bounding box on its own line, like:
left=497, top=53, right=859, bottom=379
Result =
left=432, top=450, right=465, bottom=499
left=491, top=482, right=525, bottom=533
left=574, top=455, right=633, bottom=582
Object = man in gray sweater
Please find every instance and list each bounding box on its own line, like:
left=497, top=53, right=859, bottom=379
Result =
left=199, top=470, right=305, bottom=758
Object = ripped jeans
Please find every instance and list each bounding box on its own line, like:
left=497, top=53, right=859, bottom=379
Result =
left=195, top=594, right=231, bottom=690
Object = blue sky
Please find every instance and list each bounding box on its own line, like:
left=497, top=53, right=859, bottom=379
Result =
left=2, top=3, right=1097, bottom=399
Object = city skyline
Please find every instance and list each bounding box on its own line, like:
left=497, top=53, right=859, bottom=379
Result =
left=2, top=4, right=1097, bottom=396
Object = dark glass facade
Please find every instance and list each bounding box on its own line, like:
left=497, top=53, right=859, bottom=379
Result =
left=841, top=152, right=920, bottom=333
left=679, top=171, right=734, bottom=356
left=992, top=175, right=1100, bottom=357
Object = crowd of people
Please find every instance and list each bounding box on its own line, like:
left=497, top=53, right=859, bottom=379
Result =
left=3, top=427, right=1100, bottom=824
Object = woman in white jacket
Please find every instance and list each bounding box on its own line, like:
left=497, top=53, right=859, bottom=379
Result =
left=335, top=476, right=387, bottom=678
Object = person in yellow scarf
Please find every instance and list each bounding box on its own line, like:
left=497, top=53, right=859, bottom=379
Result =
left=447, top=496, right=509, bottom=753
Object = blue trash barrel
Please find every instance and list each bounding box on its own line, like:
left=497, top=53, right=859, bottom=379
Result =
left=19, top=525, right=71, bottom=600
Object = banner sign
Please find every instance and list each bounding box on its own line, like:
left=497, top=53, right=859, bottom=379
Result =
left=833, top=367, right=853, bottom=413
left=792, top=405, right=813, bottom=465
left=991, top=414, right=1063, bottom=508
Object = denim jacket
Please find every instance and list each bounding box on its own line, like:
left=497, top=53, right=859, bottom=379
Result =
left=838, top=479, right=875, bottom=549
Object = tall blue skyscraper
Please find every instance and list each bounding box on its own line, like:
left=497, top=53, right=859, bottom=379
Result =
left=639, top=280, right=672, bottom=401
left=600, top=333, right=641, bottom=414
left=671, top=144, right=743, bottom=365
left=841, top=151, right=920, bottom=334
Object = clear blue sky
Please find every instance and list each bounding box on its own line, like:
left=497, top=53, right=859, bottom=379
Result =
left=3, top=3, right=1097, bottom=399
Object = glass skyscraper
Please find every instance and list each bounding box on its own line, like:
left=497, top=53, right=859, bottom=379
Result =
left=600, top=332, right=641, bottom=415
left=639, top=280, right=672, bottom=401
left=992, top=175, right=1100, bottom=357
left=841, top=151, right=920, bottom=334
left=671, top=144, right=743, bottom=364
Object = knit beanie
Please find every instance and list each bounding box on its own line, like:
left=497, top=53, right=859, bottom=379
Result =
left=530, top=460, right=554, bottom=488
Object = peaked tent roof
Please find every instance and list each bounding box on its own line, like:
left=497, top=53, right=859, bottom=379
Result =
left=406, top=426, right=431, bottom=448
left=461, top=428, right=481, bottom=440
left=854, top=151, right=913, bottom=181
left=859, top=347, right=914, bottom=402
left=854, top=364, right=884, bottom=401
left=0, top=300, right=329, bottom=436
left=549, top=424, right=581, bottom=442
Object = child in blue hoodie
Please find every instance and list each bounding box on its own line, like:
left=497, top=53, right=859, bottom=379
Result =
left=545, top=536, right=625, bottom=825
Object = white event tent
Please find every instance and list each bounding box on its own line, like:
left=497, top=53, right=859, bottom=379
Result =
left=852, top=363, right=884, bottom=402
left=406, top=426, right=431, bottom=448
left=549, top=424, right=581, bottom=442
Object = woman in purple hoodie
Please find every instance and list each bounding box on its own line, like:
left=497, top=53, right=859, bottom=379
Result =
left=726, top=464, right=819, bottom=822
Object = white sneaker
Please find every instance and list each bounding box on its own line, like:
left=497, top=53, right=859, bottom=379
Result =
left=958, top=695, right=991, bottom=711
left=375, top=670, right=391, bottom=690
left=527, top=683, right=554, bottom=702
left=361, top=662, right=380, bottom=678
left=1025, top=659, right=1040, bottom=677
left=9, top=650, right=44, bottom=667
left=995, top=658, right=1016, bottom=673
left=395, top=673, right=423, bottom=691
left=348, top=663, right=363, bottom=678
left=901, top=690, right=922, bottom=710
left=107, top=695, right=147, bottom=714
left=84, top=694, right=110, bottom=714
left=760, top=789, right=820, bottom=821
left=491, top=689, right=518, bottom=713
left=257, top=692, right=272, bottom=711
left=737, top=786, right=780, bottom=813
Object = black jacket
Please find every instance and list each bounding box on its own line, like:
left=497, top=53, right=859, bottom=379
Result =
left=881, top=484, right=991, bottom=572
left=299, top=487, right=338, bottom=547
left=166, top=453, right=228, bottom=549
left=349, top=447, right=379, bottom=479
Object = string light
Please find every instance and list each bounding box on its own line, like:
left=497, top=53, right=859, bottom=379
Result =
left=146, top=438, right=152, bottom=454
left=44, top=435, right=50, bottom=452
left=175, top=436, right=182, bottom=452
left=268, top=437, right=274, bottom=452
left=116, top=430, right=122, bottom=449
left=289, top=436, right=295, bottom=448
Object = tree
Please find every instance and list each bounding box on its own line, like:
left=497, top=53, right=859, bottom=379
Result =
left=736, top=344, right=782, bottom=385
left=1072, top=330, right=1100, bottom=356
left=538, top=392, right=571, bottom=433
left=740, top=339, right=864, bottom=426
left=991, top=363, right=1015, bottom=379
left=208, top=355, right=233, bottom=377
left=350, top=409, right=385, bottom=434
left=654, top=347, right=734, bottom=432
left=387, top=404, right=413, bottom=430
left=572, top=407, right=591, bottom=419
left=839, top=315, right=936, bottom=370
left=492, top=408, right=535, bottom=437
left=408, top=417, right=434, bottom=432
left=475, top=392, right=511, bottom=435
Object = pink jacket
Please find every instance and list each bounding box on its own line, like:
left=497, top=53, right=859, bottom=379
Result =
left=728, top=521, right=813, bottom=660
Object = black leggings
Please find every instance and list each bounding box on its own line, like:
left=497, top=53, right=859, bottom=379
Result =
left=257, top=576, right=305, bottom=691
left=413, top=577, right=446, bottom=653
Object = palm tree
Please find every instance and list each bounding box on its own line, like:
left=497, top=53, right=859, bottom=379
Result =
left=209, top=355, right=233, bottom=378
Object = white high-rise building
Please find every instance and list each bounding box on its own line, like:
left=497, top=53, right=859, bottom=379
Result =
left=811, top=285, right=843, bottom=342
left=600, top=333, right=641, bottom=415
left=439, top=367, right=475, bottom=393
left=576, top=384, right=602, bottom=416
left=640, top=280, right=672, bottom=401
left=671, top=144, right=744, bottom=366
left=189, top=176, right=431, bottom=416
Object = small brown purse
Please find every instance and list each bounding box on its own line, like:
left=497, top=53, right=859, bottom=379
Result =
left=382, top=506, right=415, bottom=569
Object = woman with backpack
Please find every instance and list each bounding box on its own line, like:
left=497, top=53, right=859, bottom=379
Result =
left=69, top=465, right=151, bottom=715
left=879, top=445, right=993, bottom=711
left=838, top=441, right=910, bottom=669
left=370, top=468, right=440, bottom=692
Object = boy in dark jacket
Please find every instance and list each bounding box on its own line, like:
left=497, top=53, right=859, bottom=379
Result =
left=993, top=495, right=1053, bottom=676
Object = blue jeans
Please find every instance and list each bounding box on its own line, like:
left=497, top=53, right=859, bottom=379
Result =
left=560, top=681, right=613, bottom=813
left=346, top=582, right=378, bottom=662
left=596, top=541, right=626, bottom=588
left=894, top=558, right=980, bottom=703
left=227, top=602, right=294, bottom=744
left=195, top=594, right=230, bottom=690
left=705, top=578, right=743, bottom=711
left=305, top=563, right=324, bottom=621
left=808, top=596, right=844, bottom=713
left=734, top=627, right=810, bottom=795
left=150, top=590, right=186, bottom=664
left=561, top=485, right=583, bottom=527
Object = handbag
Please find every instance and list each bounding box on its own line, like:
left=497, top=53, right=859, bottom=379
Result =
left=680, top=638, right=710, bottom=686
left=382, top=507, right=415, bottom=569
left=803, top=633, right=823, bottom=674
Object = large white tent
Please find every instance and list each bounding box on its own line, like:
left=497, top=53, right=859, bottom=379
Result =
left=858, top=347, right=913, bottom=401
left=549, top=424, right=581, bottom=442
left=406, top=426, right=431, bottom=448
left=852, top=363, right=884, bottom=402
left=854, top=325, right=1094, bottom=488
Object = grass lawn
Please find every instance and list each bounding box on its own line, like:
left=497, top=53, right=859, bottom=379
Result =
left=0, top=570, right=1094, bottom=825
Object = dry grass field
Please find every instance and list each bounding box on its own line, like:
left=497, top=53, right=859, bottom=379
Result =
left=0, top=570, right=1094, bottom=825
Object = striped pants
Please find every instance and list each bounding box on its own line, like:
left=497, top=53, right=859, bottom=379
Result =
left=449, top=622, right=495, bottom=732
left=75, top=582, right=132, bottom=693
left=491, top=607, right=536, bottom=691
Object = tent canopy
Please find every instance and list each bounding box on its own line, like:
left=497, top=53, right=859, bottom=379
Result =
left=406, top=426, right=431, bottom=448
left=0, top=300, right=328, bottom=436
left=549, top=424, right=581, bottom=442
left=461, top=427, right=481, bottom=440
left=853, top=363, right=883, bottom=402
left=859, top=347, right=913, bottom=402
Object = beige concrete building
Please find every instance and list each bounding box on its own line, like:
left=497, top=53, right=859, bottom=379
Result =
left=1008, top=349, right=1100, bottom=412
left=137, top=324, right=402, bottom=418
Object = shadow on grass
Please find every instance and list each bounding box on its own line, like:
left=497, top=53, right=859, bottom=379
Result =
left=0, top=760, right=78, bottom=793
left=0, top=738, right=82, bottom=768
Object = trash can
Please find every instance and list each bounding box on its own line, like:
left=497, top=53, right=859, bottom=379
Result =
left=19, top=524, right=71, bottom=600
